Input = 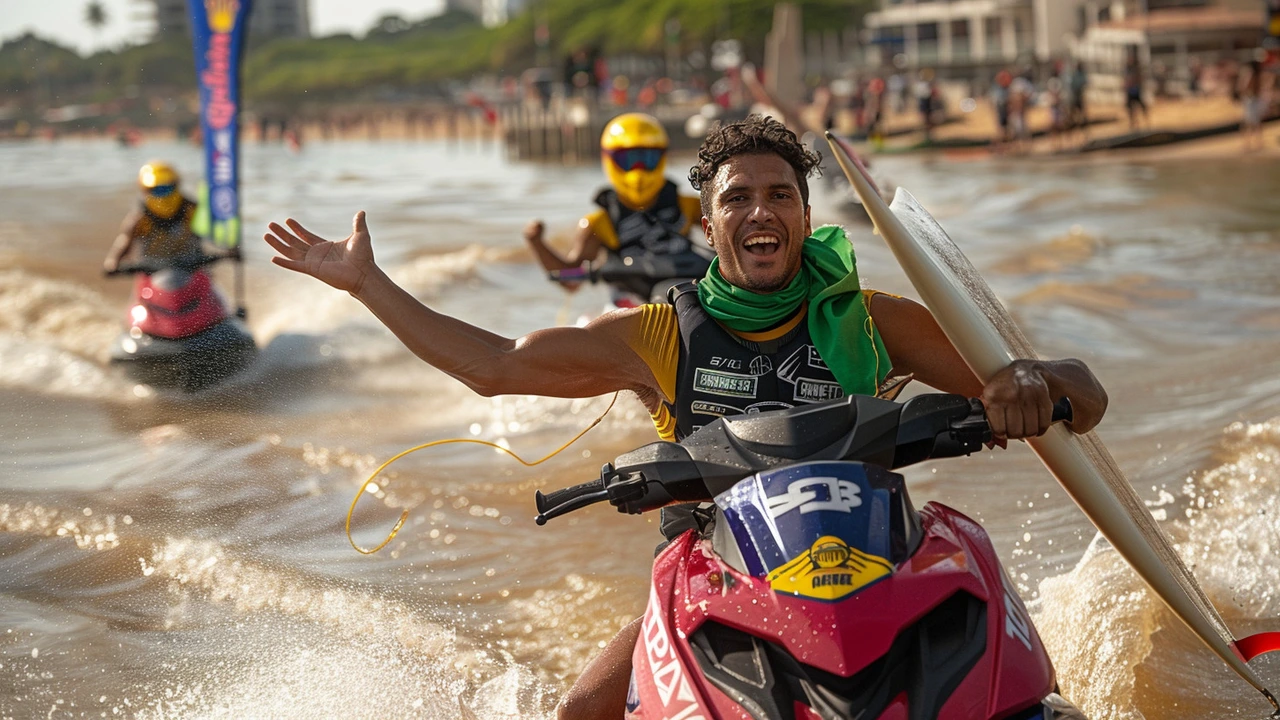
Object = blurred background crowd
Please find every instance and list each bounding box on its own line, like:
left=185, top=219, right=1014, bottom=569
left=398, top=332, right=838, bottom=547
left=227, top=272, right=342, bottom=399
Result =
left=4, top=0, right=1278, bottom=157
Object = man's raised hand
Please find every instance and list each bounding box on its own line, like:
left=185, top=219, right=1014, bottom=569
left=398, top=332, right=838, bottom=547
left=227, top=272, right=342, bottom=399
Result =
left=264, top=211, right=375, bottom=295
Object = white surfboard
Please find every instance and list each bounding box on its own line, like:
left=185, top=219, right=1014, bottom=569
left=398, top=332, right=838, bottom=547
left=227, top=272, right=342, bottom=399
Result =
left=825, top=132, right=1278, bottom=710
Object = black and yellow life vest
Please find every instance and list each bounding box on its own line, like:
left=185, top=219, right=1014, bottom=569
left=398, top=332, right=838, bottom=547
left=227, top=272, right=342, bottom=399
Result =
left=668, top=282, right=848, bottom=441
left=134, top=198, right=199, bottom=260
left=596, top=180, right=692, bottom=258
left=594, top=182, right=713, bottom=301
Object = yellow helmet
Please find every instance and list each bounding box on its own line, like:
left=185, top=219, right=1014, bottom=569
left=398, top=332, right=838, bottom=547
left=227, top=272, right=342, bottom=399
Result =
left=138, top=161, right=183, bottom=218
left=600, top=113, right=668, bottom=209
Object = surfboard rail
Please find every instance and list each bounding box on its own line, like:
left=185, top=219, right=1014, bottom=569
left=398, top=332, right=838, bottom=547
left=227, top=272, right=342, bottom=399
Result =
left=824, top=130, right=1278, bottom=714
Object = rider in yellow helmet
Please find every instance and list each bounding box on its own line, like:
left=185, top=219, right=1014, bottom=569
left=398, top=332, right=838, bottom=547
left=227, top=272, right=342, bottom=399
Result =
left=523, top=112, right=711, bottom=306
left=103, top=161, right=211, bottom=272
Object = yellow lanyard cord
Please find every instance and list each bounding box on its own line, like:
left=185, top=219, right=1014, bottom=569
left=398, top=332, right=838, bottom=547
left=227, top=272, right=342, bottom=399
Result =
left=345, top=392, right=619, bottom=555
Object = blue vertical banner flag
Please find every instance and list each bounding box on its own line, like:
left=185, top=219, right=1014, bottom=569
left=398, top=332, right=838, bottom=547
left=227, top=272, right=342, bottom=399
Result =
left=188, top=0, right=251, bottom=249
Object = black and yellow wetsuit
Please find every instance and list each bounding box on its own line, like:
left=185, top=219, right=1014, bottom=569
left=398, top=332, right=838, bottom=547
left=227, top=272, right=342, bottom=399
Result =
left=583, top=181, right=712, bottom=301
left=621, top=285, right=888, bottom=442
left=585, top=181, right=703, bottom=255
left=131, top=198, right=201, bottom=262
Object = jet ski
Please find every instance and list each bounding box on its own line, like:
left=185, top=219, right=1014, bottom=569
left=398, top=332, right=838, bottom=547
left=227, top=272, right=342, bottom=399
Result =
left=106, top=253, right=255, bottom=392
left=537, top=392, right=1087, bottom=719
left=548, top=247, right=714, bottom=308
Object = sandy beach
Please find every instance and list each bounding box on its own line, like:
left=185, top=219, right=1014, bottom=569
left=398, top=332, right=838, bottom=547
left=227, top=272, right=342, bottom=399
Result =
left=847, top=93, right=1280, bottom=161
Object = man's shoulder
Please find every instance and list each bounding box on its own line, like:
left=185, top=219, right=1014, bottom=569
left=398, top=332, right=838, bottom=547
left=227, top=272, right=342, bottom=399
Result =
left=595, top=302, right=676, bottom=333
left=585, top=304, right=679, bottom=372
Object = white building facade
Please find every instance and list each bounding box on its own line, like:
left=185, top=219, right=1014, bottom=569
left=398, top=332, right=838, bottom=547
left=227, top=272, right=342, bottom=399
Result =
left=862, top=0, right=1093, bottom=73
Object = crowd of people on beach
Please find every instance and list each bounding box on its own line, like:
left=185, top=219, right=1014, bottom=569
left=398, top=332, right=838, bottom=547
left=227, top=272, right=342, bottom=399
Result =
left=813, top=46, right=1276, bottom=156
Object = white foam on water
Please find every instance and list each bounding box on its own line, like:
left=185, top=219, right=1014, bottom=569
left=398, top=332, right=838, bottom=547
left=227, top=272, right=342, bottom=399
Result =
left=1034, top=418, right=1280, bottom=719
left=0, top=269, right=137, bottom=398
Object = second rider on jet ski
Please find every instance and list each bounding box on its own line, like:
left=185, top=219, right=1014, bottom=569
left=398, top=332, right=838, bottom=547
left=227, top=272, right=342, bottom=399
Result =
left=104, top=161, right=237, bottom=273
left=262, top=114, right=1109, bottom=719
left=523, top=112, right=714, bottom=306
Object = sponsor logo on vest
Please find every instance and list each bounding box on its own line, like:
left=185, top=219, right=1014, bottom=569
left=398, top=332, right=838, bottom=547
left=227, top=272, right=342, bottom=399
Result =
left=807, top=347, right=830, bottom=371
left=795, top=378, right=844, bottom=404
left=641, top=589, right=707, bottom=719
left=749, top=355, right=773, bottom=376
left=690, top=400, right=741, bottom=417
left=693, top=368, right=757, bottom=399
left=765, top=476, right=862, bottom=518
left=777, top=345, right=844, bottom=404
left=708, top=356, right=743, bottom=370
left=766, top=535, right=893, bottom=601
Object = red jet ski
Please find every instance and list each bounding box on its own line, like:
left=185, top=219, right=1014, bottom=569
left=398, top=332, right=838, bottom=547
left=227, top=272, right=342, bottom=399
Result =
left=107, top=254, right=255, bottom=392
left=536, top=393, right=1087, bottom=720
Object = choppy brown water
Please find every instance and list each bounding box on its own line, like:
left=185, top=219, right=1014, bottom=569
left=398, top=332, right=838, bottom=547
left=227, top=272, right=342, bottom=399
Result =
left=1, top=138, right=1278, bottom=719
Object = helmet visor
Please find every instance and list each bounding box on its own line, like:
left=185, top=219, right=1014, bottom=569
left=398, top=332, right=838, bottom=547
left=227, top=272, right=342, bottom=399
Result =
left=148, top=184, right=177, bottom=198
left=606, top=147, right=664, bottom=172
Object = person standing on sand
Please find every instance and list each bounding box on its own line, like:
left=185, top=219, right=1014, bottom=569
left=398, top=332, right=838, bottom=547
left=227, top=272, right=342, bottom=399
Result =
left=865, top=77, right=886, bottom=149
left=1238, top=57, right=1274, bottom=152
left=888, top=71, right=906, bottom=115
left=914, top=69, right=937, bottom=141
left=1046, top=77, right=1066, bottom=151
left=1124, top=58, right=1150, bottom=131
left=1008, top=74, right=1032, bottom=154
left=1069, top=61, right=1088, bottom=137
left=991, top=70, right=1013, bottom=150
left=1188, top=57, right=1203, bottom=98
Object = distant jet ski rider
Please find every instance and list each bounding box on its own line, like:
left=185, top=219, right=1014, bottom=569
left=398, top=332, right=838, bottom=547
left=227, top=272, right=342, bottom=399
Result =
left=523, top=112, right=713, bottom=306
left=103, top=161, right=234, bottom=273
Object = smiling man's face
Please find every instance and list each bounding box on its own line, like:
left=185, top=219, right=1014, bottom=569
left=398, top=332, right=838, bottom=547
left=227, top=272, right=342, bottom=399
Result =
left=701, top=152, right=812, bottom=293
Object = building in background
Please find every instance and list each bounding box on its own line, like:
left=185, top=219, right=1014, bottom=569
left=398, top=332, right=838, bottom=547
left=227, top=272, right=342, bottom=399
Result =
left=862, top=0, right=1094, bottom=76
left=445, top=0, right=527, bottom=28
left=137, top=0, right=311, bottom=40
left=1072, top=0, right=1268, bottom=94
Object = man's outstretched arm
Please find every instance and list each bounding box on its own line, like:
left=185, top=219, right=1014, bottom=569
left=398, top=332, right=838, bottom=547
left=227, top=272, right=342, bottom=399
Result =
left=265, top=212, right=654, bottom=399
left=869, top=293, right=1108, bottom=438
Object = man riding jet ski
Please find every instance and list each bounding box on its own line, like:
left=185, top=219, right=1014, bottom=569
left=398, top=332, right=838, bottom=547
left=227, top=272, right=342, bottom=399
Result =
left=535, top=392, right=1090, bottom=719
left=523, top=112, right=715, bottom=307
left=263, top=114, right=1108, bottom=719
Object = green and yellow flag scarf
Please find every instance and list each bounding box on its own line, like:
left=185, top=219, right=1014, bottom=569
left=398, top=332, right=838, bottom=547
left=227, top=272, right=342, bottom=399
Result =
left=696, top=225, right=890, bottom=396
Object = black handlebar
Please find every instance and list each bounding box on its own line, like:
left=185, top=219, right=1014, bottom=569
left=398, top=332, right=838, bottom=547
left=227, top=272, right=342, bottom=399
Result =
left=534, top=472, right=609, bottom=525
left=534, top=394, right=1075, bottom=525
left=547, top=267, right=594, bottom=284
left=105, top=252, right=236, bottom=277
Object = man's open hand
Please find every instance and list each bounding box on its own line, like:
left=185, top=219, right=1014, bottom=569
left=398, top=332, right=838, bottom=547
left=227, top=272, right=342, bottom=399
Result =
left=264, top=211, right=375, bottom=295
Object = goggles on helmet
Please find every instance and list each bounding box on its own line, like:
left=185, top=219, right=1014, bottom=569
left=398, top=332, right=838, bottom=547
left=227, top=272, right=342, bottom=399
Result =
left=148, top=184, right=177, bottom=198
left=606, top=147, right=664, bottom=172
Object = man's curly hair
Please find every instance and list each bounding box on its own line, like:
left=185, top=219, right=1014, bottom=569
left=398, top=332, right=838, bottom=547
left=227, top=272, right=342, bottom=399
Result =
left=688, top=115, right=822, bottom=217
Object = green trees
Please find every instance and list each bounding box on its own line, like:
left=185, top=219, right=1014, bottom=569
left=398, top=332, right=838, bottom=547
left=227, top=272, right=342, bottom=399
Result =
left=3, top=0, right=875, bottom=107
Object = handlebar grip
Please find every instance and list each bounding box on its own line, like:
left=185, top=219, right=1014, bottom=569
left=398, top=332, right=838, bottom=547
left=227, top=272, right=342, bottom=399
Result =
left=534, top=477, right=607, bottom=525
left=548, top=267, right=591, bottom=282
left=1052, top=397, right=1073, bottom=424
